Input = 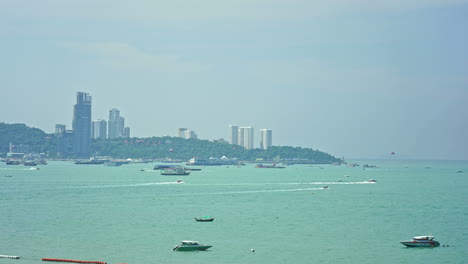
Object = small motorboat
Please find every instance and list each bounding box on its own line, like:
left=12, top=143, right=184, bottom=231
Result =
left=195, top=216, right=214, bottom=222
left=173, top=240, right=212, bottom=251
left=400, top=236, right=440, bottom=247
left=368, top=179, right=377, bottom=183
left=322, top=186, right=329, bottom=189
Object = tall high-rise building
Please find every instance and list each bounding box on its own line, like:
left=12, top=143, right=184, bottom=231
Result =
left=123, top=127, right=131, bottom=138
left=72, top=92, right=92, bottom=157
left=239, top=127, right=254, bottom=149
left=185, top=130, right=198, bottom=139
left=229, top=125, right=239, bottom=145
left=108, top=108, right=125, bottom=139
left=260, top=129, right=272, bottom=150
left=55, top=124, right=66, bottom=136
left=178, top=128, right=188, bottom=138
left=57, top=129, right=74, bottom=157
left=92, top=119, right=107, bottom=139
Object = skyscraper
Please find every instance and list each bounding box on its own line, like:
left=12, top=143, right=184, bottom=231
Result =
left=239, top=127, right=254, bottom=149
left=260, top=129, right=272, bottom=150
left=178, top=128, right=188, bottom=138
left=229, top=125, right=239, bottom=145
left=108, top=108, right=125, bottom=139
left=72, top=92, right=92, bottom=157
left=55, top=124, right=66, bottom=136
left=92, top=119, right=107, bottom=139
left=123, top=127, right=131, bottom=138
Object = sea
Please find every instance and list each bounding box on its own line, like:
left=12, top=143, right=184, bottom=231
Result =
left=0, top=160, right=467, bottom=264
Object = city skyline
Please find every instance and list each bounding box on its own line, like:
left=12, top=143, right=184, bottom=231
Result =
left=1, top=1, right=467, bottom=160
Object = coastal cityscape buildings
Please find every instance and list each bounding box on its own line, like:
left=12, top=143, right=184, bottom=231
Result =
left=178, top=128, right=198, bottom=139
left=55, top=124, right=66, bottom=136
left=178, top=128, right=187, bottom=138
left=229, top=125, right=239, bottom=145
left=108, top=108, right=130, bottom=139
left=229, top=125, right=273, bottom=150
left=72, top=92, right=92, bottom=157
left=92, top=119, right=107, bottom=139
left=260, top=129, right=272, bottom=150
left=238, top=126, right=254, bottom=149
left=55, top=93, right=132, bottom=158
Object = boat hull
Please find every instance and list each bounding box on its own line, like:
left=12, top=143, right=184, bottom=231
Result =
left=400, top=241, right=440, bottom=247
left=195, top=218, right=214, bottom=222
left=174, top=245, right=212, bottom=251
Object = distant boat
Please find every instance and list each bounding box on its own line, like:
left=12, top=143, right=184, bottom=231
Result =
left=75, top=160, right=105, bottom=165
left=400, top=236, right=440, bottom=247
left=160, top=167, right=190, bottom=176
left=6, top=159, right=20, bottom=165
left=24, top=161, right=38, bottom=166
left=184, top=167, right=202, bottom=171
left=368, top=179, right=377, bottom=183
left=153, top=165, right=179, bottom=170
left=195, top=216, right=214, bottom=222
left=255, top=164, right=285, bottom=169
left=173, top=241, right=212, bottom=251
left=104, top=161, right=122, bottom=166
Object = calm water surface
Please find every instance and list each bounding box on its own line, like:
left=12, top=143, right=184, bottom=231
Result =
left=0, top=160, right=467, bottom=264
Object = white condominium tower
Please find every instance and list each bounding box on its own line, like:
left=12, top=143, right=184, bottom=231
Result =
left=238, top=127, right=254, bottom=149
left=92, top=119, right=107, bottom=139
left=229, top=125, right=239, bottom=145
left=260, top=129, right=272, bottom=150
left=108, top=108, right=125, bottom=139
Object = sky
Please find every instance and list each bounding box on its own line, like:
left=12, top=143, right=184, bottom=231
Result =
left=1, top=0, right=467, bottom=160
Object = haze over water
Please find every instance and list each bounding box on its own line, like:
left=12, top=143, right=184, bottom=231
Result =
left=1, top=160, right=467, bottom=264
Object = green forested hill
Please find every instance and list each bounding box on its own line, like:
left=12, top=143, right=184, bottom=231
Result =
left=93, top=137, right=341, bottom=163
left=0, top=122, right=56, bottom=154
left=0, top=123, right=341, bottom=163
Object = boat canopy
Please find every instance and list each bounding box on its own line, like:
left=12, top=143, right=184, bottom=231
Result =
left=413, top=236, right=434, bottom=240
left=181, top=241, right=200, bottom=245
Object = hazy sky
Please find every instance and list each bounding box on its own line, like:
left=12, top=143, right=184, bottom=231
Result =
left=1, top=0, right=467, bottom=160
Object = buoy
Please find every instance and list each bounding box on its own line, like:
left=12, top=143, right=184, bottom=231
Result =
left=0, top=255, right=20, bottom=259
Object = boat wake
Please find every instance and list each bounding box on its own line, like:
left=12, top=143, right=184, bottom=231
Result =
left=155, top=187, right=325, bottom=197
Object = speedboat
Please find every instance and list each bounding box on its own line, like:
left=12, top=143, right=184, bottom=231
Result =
left=195, top=216, right=214, bottom=222
left=400, top=236, right=440, bottom=247
left=173, top=241, right=212, bottom=251
left=368, top=179, right=377, bottom=183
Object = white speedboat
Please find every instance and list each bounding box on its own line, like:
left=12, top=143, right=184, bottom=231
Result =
left=173, top=241, right=212, bottom=251
left=400, top=236, right=440, bottom=247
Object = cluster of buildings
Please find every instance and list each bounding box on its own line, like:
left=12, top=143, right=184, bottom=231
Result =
left=55, top=92, right=273, bottom=158
left=178, top=128, right=198, bottom=139
left=229, top=125, right=272, bottom=150
left=55, top=92, right=131, bottom=158
left=92, top=108, right=130, bottom=140
left=177, top=126, right=273, bottom=150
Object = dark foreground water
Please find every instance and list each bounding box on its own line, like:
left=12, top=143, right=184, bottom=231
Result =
left=1, top=160, right=467, bottom=264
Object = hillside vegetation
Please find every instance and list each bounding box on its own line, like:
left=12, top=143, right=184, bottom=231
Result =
left=0, top=123, right=341, bottom=163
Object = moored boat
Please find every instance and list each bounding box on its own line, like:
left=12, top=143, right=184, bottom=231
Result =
left=255, top=163, right=285, bottom=168
left=161, top=167, right=190, bottom=176
left=173, top=241, right=212, bottom=251
left=195, top=216, right=214, bottom=222
left=400, top=236, right=440, bottom=247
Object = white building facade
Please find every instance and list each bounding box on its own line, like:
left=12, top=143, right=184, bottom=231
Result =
left=238, top=126, right=254, bottom=149
left=260, top=128, right=272, bottom=150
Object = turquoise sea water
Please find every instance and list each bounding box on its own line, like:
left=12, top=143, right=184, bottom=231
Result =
left=0, top=160, right=467, bottom=264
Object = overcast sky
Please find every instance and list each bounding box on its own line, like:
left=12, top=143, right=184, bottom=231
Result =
left=1, top=0, right=467, bottom=160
